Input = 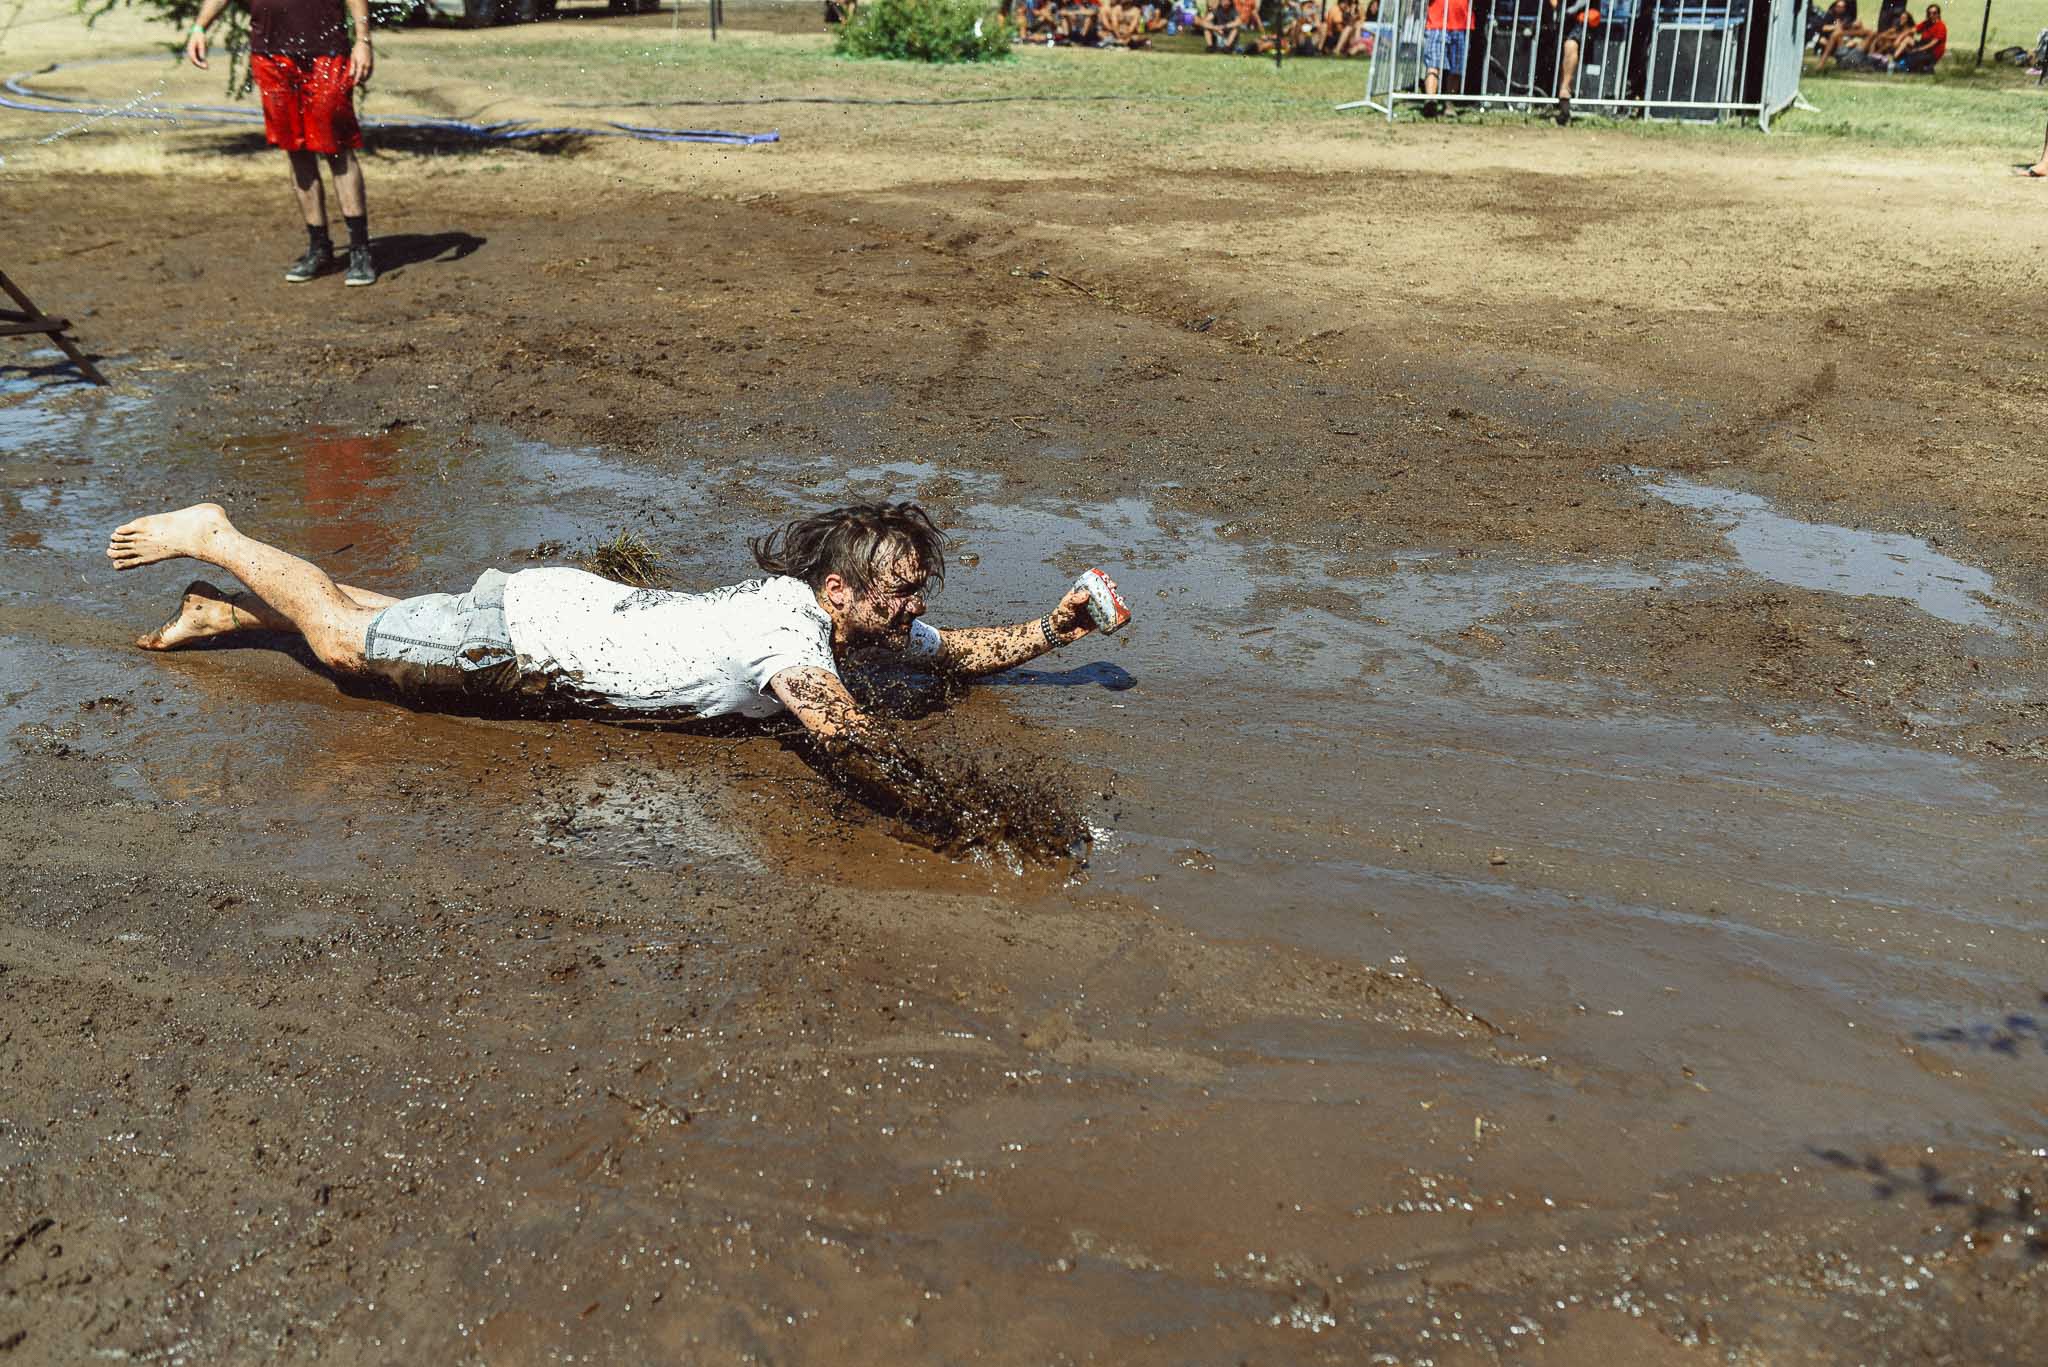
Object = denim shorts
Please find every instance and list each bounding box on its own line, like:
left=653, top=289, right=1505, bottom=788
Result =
left=1422, top=27, right=1469, bottom=73
left=362, top=568, right=523, bottom=696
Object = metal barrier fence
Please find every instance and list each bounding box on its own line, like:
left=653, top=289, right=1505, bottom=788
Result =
left=1339, top=0, right=1804, bottom=128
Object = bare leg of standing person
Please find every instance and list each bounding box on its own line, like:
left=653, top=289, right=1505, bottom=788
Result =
left=1556, top=35, right=1580, bottom=123
left=328, top=150, right=366, bottom=220
left=328, top=148, right=377, bottom=286
left=2029, top=117, right=2048, bottom=175
left=283, top=150, right=336, bottom=280
left=287, top=149, right=329, bottom=234
left=107, top=504, right=385, bottom=672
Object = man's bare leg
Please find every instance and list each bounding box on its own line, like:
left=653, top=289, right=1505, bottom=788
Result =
left=286, top=150, right=328, bottom=228
left=2030, top=118, right=2048, bottom=176
left=106, top=504, right=382, bottom=671
left=1556, top=36, right=1580, bottom=123
left=137, top=579, right=398, bottom=651
left=326, top=150, right=367, bottom=219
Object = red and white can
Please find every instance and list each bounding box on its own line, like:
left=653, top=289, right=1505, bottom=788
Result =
left=1073, top=568, right=1131, bottom=634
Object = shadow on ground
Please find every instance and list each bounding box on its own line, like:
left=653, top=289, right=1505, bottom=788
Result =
left=187, top=129, right=594, bottom=158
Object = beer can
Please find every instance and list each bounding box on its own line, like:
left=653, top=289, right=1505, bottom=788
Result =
left=1073, top=568, right=1131, bottom=634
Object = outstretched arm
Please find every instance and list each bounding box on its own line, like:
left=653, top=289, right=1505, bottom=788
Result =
left=922, top=583, right=1106, bottom=678
left=769, top=665, right=1022, bottom=851
left=770, top=665, right=871, bottom=739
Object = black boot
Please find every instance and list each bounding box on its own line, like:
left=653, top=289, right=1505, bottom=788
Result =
left=285, top=227, right=335, bottom=282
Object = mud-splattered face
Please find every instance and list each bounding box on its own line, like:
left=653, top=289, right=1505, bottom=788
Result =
left=823, top=550, right=929, bottom=648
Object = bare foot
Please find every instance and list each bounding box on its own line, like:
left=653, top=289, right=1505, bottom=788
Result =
left=106, top=502, right=231, bottom=572
left=137, top=580, right=249, bottom=651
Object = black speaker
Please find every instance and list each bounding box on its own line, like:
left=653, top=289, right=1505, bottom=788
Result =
left=1572, top=20, right=1633, bottom=101
left=1475, top=17, right=1545, bottom=96
left=1645, top=14, right=1744, bottom=118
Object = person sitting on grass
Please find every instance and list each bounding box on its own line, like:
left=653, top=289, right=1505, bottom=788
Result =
left=1809, top=0, right=1858, bottom=56
left=1194, top=0, right=1243, bottom=50
left=1859, top=7, right=1917, bottom=62
left=106, top=502, right=1125, bottom=799
left=1812, top=0, right=1872, bottom=62
left=1099, top=0, right=1152, bottom=45
left=1891, top=2, right=1944, bottom=69
left=1057, top=0, right=1101, bottom=42
left=1288, top=0, right=1324, bottom=54
left=1017, top=0, right=1058, bottom=38
left=1824, top=0, right=1910, bottom=63
left=1349, top=0, right=1380, bottom=54
left=1321, top=0, right=1357, bottom=53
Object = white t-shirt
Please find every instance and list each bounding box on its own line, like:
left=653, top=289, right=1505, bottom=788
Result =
left=501, top=569, right=850, bottom=717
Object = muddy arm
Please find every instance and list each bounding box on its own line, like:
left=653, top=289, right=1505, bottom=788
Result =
left=770, top=666, right=995, bottom=846
left=769, top=666, right=872, bottom=739
left=924, top=585, right=1100, bottom=678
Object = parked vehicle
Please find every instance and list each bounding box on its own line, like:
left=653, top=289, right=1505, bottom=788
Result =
left=425, top=0, right=660, bottom=25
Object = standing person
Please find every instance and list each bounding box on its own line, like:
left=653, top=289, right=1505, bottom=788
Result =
left=2017, top=117, right=2048, bottom=177
left=1420, top=0, right=1473, bottom=117
left=186, top=0, right=378, bottom=287
left=1541, top=0, right=1594, bottom=124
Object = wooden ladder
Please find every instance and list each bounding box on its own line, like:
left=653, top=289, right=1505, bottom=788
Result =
left=0, top=269, right=109, bottom=386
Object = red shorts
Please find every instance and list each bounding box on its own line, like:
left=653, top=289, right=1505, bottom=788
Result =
left=250, top=53, right=361, bottom=155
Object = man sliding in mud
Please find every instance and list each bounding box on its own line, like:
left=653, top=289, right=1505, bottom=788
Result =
left=107, top=501, right=1122, bottom=851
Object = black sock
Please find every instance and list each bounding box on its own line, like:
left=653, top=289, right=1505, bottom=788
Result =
left=307, top=223, right=333, bottom=256
left=343, top=214, right=370, bottom=251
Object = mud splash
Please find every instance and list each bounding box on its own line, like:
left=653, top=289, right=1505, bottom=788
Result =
left=803, top=722, right=1091, bottom=867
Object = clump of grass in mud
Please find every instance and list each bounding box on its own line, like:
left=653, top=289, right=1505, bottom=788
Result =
left=578, top=530, right=674, bottom=589
left=807, top=723, right=1090, bottom=866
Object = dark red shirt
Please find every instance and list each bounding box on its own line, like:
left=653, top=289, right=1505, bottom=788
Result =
left=1915, top=17, right=1946, bottom=59
left=246, top=0, right=352, bottom=58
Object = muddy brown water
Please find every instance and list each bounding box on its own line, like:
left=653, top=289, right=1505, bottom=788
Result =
left=5, top=369, right=2048, bottom=1362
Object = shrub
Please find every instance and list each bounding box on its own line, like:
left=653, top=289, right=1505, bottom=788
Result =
left=834, top=0, right=1011, bottom=63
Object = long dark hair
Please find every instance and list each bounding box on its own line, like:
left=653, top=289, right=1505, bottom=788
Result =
left=750, top=502, right=948, bottom=594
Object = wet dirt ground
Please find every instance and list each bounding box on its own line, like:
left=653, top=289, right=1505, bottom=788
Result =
left=6, top=7, right=2048, bottom=1362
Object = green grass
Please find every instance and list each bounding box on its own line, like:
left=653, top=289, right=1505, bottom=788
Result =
left=401, top=5, right=2045, bottom=156
left=1967, top=0, right=2048, bottom=54
left=1784, top=63, right=2048, bottom=150
left=424, top=27, right=1375, bottom=126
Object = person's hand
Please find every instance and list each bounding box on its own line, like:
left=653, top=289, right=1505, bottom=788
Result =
left=349, top=37, right=373, bottom=85
left=1049, top=583, right=1099, bottom=641
left=186, top=27, right=209, bottom=69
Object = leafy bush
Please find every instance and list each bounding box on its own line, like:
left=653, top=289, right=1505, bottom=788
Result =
left=834, top=0, right=1011, bottom=63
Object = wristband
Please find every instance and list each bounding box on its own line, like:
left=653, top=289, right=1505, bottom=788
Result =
left=1039, top=614, right=1059, bottom=650
left=190, top=23, right=206, bottom=37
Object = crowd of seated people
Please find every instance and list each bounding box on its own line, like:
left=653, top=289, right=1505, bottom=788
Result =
left=1809, top=0, right=1947, bottom=71
left=1013, top=0, right=1380, bottom=52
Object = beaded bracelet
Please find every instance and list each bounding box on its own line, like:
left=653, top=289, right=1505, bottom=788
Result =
left=1039, top=614, right=1059, bottom=650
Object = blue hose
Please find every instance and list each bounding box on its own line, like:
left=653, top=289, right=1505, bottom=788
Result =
left=1, top=59, right=779, bottom=145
